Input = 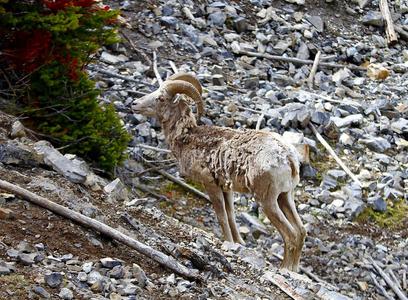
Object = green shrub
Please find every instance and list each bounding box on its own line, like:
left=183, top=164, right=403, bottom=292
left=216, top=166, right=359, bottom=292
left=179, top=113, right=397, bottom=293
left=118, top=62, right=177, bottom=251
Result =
left=0, top=0, right=131, bottom=172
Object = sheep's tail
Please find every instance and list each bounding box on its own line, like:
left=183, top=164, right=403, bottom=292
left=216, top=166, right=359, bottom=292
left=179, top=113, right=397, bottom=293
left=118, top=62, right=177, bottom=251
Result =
left=288, top=155, right=299, bottom=179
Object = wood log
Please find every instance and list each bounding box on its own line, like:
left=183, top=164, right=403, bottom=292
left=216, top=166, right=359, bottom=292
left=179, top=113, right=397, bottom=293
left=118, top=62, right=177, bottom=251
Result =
left=368, top=256, right=408, bottom=300
left=153, top=51, right=163, bottom=85
left=379, top=0, right=398, bottom=44
left=236, top=50, right=366, bottom=71
left=0, top=179, right=201, bottom=281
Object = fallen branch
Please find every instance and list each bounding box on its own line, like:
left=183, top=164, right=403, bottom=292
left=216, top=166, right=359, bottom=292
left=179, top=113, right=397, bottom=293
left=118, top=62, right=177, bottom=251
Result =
left=255, top=113, right=265, bottom=131
left=395, top=25, right=408, bottom=41
left=169, top=61, right=179, bottom=74
left=236, top=50, right=366, bottom=71
left=379, top=0, right=398, bottom=44
left=271, top=252, right=339, bottom=291
left=307, top=51, right=321, bottom=89
left=268, top=273, right=306, bottom=300
left=403, top=269, right=407, bottom=290
left=136, top=144, right=172, bottom=154
left=122, top=213, right=220, bottom=275
left=153, top=51, right=163, bottom=85
left=368, top=256, right=408, bottom=300
left=370, top=273, right=394, bottom=300
left=143, top=161, right=210, bottom=202
left=309, top=123, right=363, bottom=187
left=0, top=179, right=201, bottom=281
left=131, top=182, right=169, bottom=201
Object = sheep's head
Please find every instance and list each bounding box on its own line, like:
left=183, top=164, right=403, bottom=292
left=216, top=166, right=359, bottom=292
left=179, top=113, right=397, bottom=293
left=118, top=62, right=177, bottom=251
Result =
left=132, top=72, right=204, bottom=119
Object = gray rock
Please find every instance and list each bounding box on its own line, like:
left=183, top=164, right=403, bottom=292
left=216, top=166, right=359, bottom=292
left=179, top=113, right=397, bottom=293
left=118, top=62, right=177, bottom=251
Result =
left=234, top=17, right=248, bottom=33
left=100, top=257, right=123, bottom=269
left=87, top=270, right=103, bottom=285
left=208, top=11, right=226, bottom=27
left=135, top=122, right=151, bottom=137
left=344, top=198, right=365, bottom=218
left=18, top=253, right=36, bottom=266
left=331, top=114, right=363, bottom=128
left=166, top=273, right=176, bottom=285
left=212, top=74, right=225, bottom=86
left=372, top=35, right=387, bottom=48
left=104, top=178, right=128, bottom=202
left=34, top=141, right=88, bottom=183
left=368, top=196, right=387, bottom=212
left=0, top=140, right=43, bottom=167
left=58, top=288, right=73, bottom=300
left=7, top=248, right=19, bottom=258
left=82, top=261, right=93, bottom=273
left=108, top=265, right=125, bottom=279
left=160, top=16, right=178, bottom=28
left=0, top=261, right=11, bottom=275
left=238, top=212, right=269, bottom=236
left=273, top=40, right=291, bottom=55
left=296, top=42, right=310, bottom=60
left=33, top=285, right=51, bottom=299
left=177, top=280, right=192, bottom=293
left=311, top=111, right=330, bottom=125
left=360, top=136, right=391, bottom=152
left=121, top=283, right=140, bottom=295
left=305, top=15, right=324, bottom=32
left=391, top=118, right=408, bottom=134
left=45, top=272, right=63, bottom=288
left=362, top=11, right=383, bottom=26
left=100, top=52, right=128, bottom=64
left=10, top=121, right=26, bottom=138
left=132, top=263, right=148, bottom=288
left=327, top=169, right=347, bottom=181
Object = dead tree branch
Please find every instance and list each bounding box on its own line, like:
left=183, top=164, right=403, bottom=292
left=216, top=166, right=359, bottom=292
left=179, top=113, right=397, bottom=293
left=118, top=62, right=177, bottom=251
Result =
left=379, top=0, right=398, bottom=44
left=0, top=179, right=201, bottom=281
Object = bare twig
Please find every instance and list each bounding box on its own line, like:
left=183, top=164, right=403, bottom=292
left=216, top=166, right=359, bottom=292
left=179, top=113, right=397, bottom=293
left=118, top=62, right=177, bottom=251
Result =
left=307, top=51, right=321, bottom=89
left=309, top=123, right=363, bottom=187
left=153, top=51, right=163, bottom=85
left=236, top=50, right=366, bottom=71
left=143, top=161, right=210, bottom=202
left=136, top=144, right=172, bottom=154
left=255, top=113, right=265, bottom=131
left=120, top=31, right=152, bottom=65
left=370, top=273, right=394, bottom=300
left=389, top=269, right=403, bottom=291
left=368, top=256, right=408, bottom=300
left=0, top=179, right=201, bottom=281
left=379, top=0, right=398, bottom=44
left=87, top=65, right=150, bottom=86
left=403, top=269, right=407, bottom=291
left=169, top=61, right=179, bottom=73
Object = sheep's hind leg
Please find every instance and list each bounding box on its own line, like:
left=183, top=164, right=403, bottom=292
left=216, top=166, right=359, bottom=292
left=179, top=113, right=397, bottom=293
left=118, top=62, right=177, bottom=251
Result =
left=278, top=192, right=306, bottom=272
left=205, top=184, right=233, bottom=242
left=261, top=187, right=298, bottom=271
left=224, top=191, right=245, bottom=244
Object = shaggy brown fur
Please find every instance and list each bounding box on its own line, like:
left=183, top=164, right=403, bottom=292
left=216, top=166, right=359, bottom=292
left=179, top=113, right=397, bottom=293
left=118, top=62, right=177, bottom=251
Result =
left=133, top=80, right=306, bottom=272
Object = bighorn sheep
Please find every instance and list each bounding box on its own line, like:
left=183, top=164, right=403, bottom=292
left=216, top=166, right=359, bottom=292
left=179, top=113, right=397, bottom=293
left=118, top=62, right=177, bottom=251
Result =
left=132, top=73, right=306, bottom=272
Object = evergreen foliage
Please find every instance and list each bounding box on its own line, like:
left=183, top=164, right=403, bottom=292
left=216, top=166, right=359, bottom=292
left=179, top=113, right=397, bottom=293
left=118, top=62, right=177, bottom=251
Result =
left=0, top=0, right=130, bottom=172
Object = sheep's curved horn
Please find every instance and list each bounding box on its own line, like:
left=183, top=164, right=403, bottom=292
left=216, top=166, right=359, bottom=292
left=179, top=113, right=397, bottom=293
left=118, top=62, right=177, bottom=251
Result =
left=167, top=72, right=203, bottom=95
left=162, top=80, right=204, bottom=118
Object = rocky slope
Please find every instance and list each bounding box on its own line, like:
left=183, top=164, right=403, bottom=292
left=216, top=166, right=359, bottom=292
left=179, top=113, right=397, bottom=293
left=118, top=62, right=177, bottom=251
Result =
left=1, top=0, right=408, bottom=299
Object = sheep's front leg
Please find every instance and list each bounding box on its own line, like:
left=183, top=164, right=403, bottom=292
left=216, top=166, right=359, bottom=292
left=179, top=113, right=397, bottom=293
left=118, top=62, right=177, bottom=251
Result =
left=224, top=191, right=245, bottom=245
left=205, top=184, right=234, bottom=242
